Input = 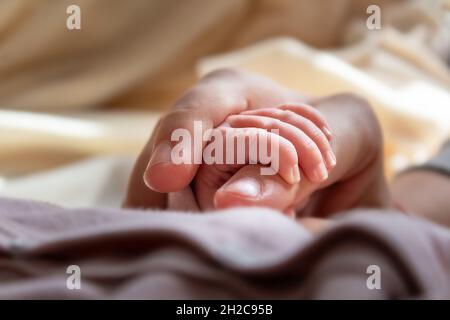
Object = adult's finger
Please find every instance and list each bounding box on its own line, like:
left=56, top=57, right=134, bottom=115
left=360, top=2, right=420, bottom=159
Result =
left=143, top=70, right=249, bottom=193
left=126, top=68, right=308, bottom=209
left=144, top=68, right=305, bottom=193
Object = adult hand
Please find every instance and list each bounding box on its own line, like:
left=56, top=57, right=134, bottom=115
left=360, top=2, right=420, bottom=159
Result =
left=202, top=93, right=391, bottom=217
left=124, top=68, right=306, bottom=209
left=124, top=69, right=391, bottom=217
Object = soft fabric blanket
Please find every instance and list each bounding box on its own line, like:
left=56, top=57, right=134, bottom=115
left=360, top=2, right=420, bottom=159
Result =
left=1, top=197, right=449, bottom=299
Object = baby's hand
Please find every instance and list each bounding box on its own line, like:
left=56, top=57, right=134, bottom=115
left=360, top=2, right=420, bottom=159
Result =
left=193, top=103, right=336, bottom=212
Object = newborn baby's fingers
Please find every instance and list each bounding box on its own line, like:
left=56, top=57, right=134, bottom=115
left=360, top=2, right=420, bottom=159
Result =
left=225, top=114, right=329, bottom=183
left=216, top=127, right=300, bottom=184
left=240, top=108, right=336, bottom=169
left=277, top=103, right=333, bottom=140
left=194, top=127, right=300, bottom=209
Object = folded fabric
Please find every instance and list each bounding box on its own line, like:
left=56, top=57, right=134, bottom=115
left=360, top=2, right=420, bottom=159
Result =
left=0, top=197, right=449, bottom=299
left=408, top=139, right=450, bottom=177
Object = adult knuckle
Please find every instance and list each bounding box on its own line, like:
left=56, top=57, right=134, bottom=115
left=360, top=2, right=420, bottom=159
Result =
left=202, top=67, right=242, bottom=81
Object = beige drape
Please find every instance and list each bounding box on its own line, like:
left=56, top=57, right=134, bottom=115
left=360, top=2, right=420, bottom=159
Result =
left=0, top=0, right=407, bottom=111
left=0, top=0, right=449, bottom=199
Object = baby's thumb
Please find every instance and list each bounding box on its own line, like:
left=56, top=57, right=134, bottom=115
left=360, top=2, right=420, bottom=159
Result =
left=214, top=165, right=299, bottom=213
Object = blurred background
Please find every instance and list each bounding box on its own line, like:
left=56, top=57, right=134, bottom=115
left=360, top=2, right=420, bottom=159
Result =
left=0, top=0, right=449, bottom=207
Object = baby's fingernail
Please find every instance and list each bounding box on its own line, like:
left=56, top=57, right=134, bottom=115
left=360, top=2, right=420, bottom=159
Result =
left=325, top=151, right=337, bottom=168
left=289, top=165, right=301, bottom=184
left=312, top=163, right=328, bottom=182
left=146, top=142, right=173, bottom=173
left=221, top=177, right=262, bottom=198
left=322, top=126, right=333, bottom=140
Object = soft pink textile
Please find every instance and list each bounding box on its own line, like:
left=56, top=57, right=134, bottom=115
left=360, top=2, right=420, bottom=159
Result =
left=0, top=197, right=449, bottom=299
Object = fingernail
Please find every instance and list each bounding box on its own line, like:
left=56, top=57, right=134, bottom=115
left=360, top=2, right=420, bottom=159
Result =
left=322, top=126, right=333, bottom=140
left=221, top=177, right=262, bottom=198
left=325, top=151, right=337, bottom=168
left=312, top=163, right=328, bottom=182
left=147, top=142, right=173, bottom=170
left=289, top=165, right=301, bottom=184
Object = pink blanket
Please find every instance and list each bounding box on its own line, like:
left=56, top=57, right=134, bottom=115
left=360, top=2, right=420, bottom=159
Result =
left=0, top=197, right=449, bottom=299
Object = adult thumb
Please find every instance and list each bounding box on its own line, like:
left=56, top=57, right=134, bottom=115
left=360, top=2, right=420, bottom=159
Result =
left=143, top=110, right=213, bottom=193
